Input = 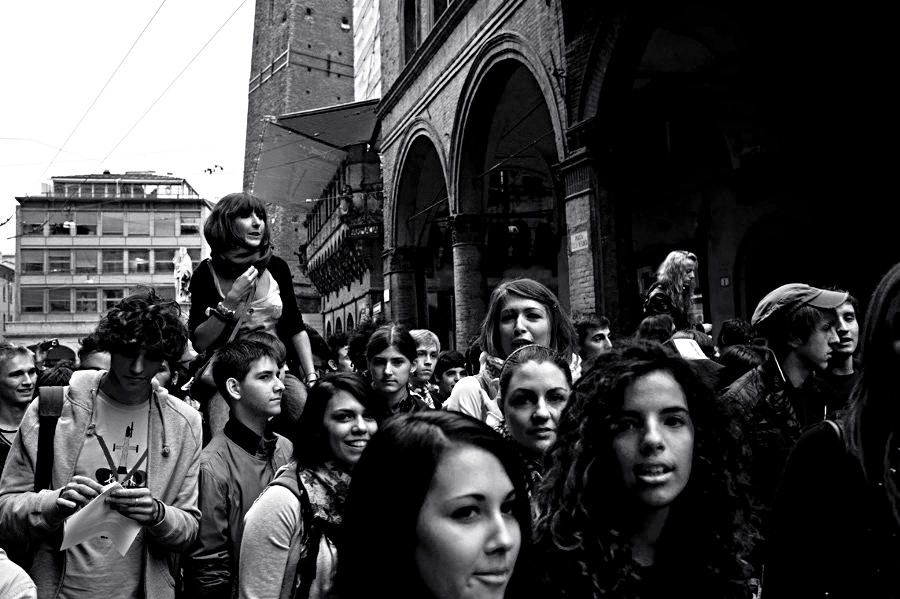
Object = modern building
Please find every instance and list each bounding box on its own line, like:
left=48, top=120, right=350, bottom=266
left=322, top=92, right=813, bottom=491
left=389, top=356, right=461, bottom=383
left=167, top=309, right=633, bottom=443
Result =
left=6, top=171, right=211, bottom=353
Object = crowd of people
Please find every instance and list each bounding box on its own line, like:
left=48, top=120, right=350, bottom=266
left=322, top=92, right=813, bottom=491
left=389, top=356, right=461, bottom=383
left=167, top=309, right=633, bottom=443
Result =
left=0, top=197, right=897, bottom=598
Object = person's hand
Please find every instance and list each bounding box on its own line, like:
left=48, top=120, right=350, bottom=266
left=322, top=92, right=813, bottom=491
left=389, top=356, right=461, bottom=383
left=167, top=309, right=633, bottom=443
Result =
left=224, top=266, right=258, bottom=308
left=107, top=486, right=162, bottom=526
left=56, top=475, right=104, bottom=516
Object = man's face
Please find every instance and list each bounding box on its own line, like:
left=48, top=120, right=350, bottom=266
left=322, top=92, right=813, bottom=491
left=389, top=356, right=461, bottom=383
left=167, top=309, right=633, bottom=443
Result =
left=231, top=356, right=284, bottom=419
left=108, top=348, right=164, bottom=398
left=438, top=366, right=466, bottom=397
left=335, top=345, right=354, bottom=372
left=0, top=353, right=37, bottom=406
left=414, top=344, right=439, bottom=384
left=833, top=302, right=859, bottom=357
left=581, top=326, right=613, bottom=361
left=793, top=317, right=840, bottom=372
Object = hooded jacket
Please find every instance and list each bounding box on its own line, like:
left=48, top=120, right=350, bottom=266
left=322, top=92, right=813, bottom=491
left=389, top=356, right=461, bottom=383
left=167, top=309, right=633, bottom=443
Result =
left=0, top=369, right=202, bottom=599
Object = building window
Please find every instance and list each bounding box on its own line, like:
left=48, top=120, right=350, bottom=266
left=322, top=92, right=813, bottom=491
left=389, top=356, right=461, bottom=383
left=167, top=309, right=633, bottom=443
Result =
left=21, top=250, right=44, bottom=273
left=102, top=250, right=124, bottom=274
left=180, top=211, right=201, bottom=236
left=48, top=212, right=70, bottom=236
left=403, top=0, right=419, bottom=61
left=104, top=289, right=125, bottom=312
left=129, top=250, right=150, bottom=273
left=74, top=250, right=98, bottom=274
left=21, top=288, right=43, bottom=313
left=48, top=250, right=71, bottom=274
left=127, top=211, right=150, bottom=236
left=103, top=212, right=124, bottom=235
left=154, top=249, right=175, bottom=273
left=155, top=212, right=176, bottom=236
left=20, top=210, right=45, bottom=236
left=75, top=289, right=98, bottom=313
left=75, top=212, right=98, bottom=235
left=49, top=289, right=70, bottom=312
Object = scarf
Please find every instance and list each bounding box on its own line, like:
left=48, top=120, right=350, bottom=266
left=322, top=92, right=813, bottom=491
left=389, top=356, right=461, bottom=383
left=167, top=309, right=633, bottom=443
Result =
left=298, top=461, right=353, bottom=526
left=211, top=243, right=273, bottom=280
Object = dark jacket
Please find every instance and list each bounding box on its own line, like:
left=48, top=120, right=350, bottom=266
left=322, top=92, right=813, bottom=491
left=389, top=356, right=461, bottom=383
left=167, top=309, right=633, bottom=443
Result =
left=188, top=256, right=304, bottom=367
left=643, top=282, right=689, bottom=330
left=720, top=358, right=841, bottom=517
left=183, top=418, right=292, bottom=598
left=765, top=422, right=899, bottom=598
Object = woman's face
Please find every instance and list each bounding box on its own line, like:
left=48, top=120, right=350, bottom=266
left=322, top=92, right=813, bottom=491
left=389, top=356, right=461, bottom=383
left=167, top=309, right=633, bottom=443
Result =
left=323, top=390, right=378, bottom=468
left=612, top=370, right=694, bottom=512
left=502, top=360, right=570, bottom=456
left=415, top=445, right=521, bottom=599
left=497, top=294, right=552, bottom=358
left=368, top=346, right=415, bottom=396
left=684, top=259, right=697, bottom=285
left=233, top=210, right=265, bottom=248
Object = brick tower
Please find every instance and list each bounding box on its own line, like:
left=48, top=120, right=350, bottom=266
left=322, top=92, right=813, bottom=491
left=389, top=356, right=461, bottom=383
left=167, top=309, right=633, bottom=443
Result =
left=242, top=0, right=355, bottom=321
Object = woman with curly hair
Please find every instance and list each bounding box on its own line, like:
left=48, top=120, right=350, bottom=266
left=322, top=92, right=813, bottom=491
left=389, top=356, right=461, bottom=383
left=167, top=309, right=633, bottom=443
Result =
left=188, top=192, right=316, bottom=438
left=764, top=263, right=900, bottom=597
left=532, top=340, right=756, bottom=599
left=444, top=278, right=578, bottom=428
left=643, top=250, right=698, bottom=330
left=332, top=410, right=532, bottom=599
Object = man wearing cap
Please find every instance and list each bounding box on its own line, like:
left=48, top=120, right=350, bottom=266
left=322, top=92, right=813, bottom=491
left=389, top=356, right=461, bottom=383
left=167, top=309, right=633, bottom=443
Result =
left=720, top=283, right=845, bottom=574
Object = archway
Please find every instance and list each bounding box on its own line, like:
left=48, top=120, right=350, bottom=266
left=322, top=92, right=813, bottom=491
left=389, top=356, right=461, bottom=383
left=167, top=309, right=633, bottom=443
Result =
left=456, top=58, right=565, bottom=308
left=392, top=131, right=453, bottom=346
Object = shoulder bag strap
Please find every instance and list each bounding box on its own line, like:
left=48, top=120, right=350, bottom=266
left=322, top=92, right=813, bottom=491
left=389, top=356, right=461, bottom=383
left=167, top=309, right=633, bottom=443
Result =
left=289, top=480, right=324, bottom=599
left=35, top=386, right=65, bottom=492
left=824, top=418, right=844, bottom=443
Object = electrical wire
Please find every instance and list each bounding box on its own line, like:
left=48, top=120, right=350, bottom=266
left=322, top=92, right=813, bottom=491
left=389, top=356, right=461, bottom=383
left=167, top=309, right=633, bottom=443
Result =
left=27, top=0, right=169, bottom=193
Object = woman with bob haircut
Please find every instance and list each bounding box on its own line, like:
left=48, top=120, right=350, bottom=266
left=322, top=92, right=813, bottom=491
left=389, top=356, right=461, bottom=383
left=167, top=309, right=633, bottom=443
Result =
left=188, top=192, right=316, bottom=437
left=366, top=323, right=432, bottom=416
left=643, top=250, right=698, bottom=330
left=764, top=263, right=900, bottom=597
left=444, top=278, right=578, bottom=428
left=497, top=344, right=572, bottom=498
left=332, top=410, right=533, bottom=599
left=239, top=372, right=384, bottom=599
left=532, top=340, right=756, bottom=599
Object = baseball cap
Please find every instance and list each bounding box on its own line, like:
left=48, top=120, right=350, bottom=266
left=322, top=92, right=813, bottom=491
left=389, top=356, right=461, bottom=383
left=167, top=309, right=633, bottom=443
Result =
left=752, top=283, right=848, bottom=328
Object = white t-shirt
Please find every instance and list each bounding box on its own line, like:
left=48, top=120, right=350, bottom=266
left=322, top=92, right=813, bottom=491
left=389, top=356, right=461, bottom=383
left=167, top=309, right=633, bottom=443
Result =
left=59, top=390, right=150, bottom=599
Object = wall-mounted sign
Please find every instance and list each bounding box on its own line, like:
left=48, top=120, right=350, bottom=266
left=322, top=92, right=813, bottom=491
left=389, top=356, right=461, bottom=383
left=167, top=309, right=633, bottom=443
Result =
left=570, top=231, right=589, bottom=252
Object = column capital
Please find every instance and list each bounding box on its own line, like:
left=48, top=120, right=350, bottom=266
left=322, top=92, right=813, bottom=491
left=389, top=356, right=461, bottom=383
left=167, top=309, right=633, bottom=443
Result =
left=383, top=246, right=418, bottom=274
left=449, top=213, right=486, bottom=245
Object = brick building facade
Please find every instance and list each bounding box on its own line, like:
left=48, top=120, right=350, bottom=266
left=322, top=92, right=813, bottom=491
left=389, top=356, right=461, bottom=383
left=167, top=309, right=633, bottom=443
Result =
left=377, top=1, right=893, bottom=346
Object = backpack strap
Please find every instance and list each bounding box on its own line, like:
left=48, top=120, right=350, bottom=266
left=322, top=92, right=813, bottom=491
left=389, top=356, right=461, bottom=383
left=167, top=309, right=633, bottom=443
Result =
left=292, top=486, right=321, bottom=599
left=34, top=386, right=65, bottom=493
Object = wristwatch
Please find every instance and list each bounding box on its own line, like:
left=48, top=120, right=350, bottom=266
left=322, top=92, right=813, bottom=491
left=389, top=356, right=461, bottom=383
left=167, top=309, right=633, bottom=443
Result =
left=206, top=302, right=237, bottom=322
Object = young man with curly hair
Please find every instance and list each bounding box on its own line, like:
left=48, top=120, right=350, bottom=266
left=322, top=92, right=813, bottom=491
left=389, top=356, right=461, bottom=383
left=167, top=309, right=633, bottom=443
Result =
left=0, top=288, right=202, bottom=599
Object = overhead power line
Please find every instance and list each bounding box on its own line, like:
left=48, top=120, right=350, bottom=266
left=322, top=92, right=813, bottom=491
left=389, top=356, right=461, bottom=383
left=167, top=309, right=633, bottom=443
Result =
left=27, top=0, right=169, bottom=194
left=97, top=0, right=249, bottom=170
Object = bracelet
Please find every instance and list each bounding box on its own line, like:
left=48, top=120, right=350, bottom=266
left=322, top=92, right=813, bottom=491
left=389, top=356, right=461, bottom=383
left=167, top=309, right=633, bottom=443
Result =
left=216, top=301, right=237, bottom=320
left=151, top=499, right=166, bottom=526
left=304, top=373, right=320, bottom=386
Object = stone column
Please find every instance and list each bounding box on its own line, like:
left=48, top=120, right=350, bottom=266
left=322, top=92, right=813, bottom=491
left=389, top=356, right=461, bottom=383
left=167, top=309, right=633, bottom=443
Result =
left=383, top=246, right=419, bottom=326
left=451, top=214, right=487, bottom=348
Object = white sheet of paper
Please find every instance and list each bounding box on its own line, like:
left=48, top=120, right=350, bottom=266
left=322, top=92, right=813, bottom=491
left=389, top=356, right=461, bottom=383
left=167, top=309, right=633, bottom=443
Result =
left=60, top=481, right=143, bottom=556
left=671, top=338, right=708, bottom=360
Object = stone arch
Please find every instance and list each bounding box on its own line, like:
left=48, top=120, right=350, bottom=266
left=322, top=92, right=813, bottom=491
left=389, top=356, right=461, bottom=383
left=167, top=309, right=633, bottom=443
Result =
left=336, top=317, right=343, bottom=334
left=387, top=123, right=454, bottom=341
left=450, top=32, right=566, bottom=213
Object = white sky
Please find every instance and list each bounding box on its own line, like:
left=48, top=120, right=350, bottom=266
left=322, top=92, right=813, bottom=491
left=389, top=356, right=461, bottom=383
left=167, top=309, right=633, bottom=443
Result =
left=0, top=0, right=255, bottom=256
